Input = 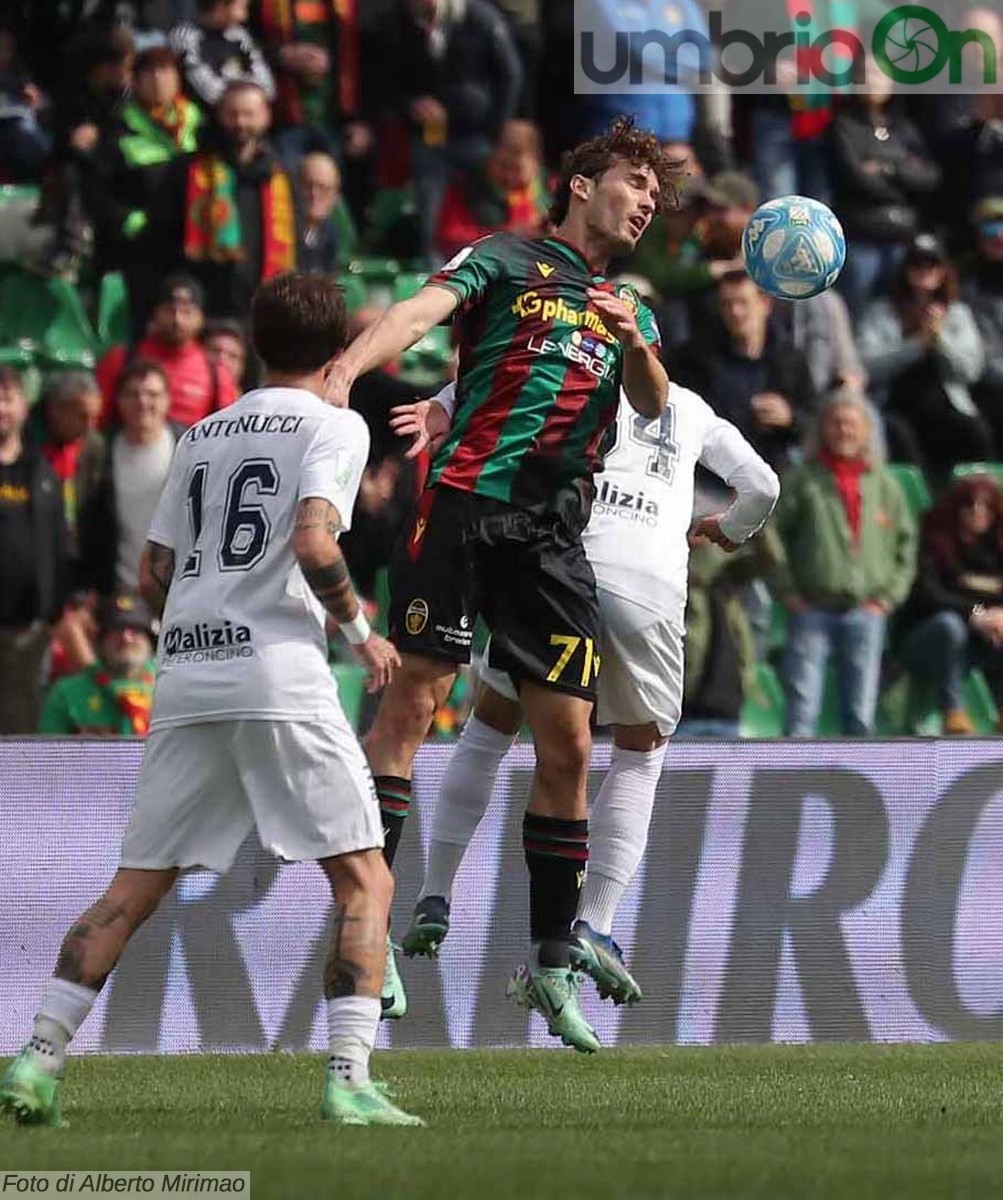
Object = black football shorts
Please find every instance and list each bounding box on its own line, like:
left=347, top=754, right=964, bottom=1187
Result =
left=388, top=484, right=601, bottom=700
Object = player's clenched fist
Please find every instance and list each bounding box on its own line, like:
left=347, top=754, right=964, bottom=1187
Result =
left=587, top=287, right=646, bottom=350
left=353, top=632, right=402, bottom=692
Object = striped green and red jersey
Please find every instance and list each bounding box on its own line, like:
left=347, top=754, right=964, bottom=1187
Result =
left=423, top=233, right=660, bottom=520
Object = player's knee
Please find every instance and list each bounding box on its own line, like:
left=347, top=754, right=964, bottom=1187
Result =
left=536, top=722, right=591, bottom=785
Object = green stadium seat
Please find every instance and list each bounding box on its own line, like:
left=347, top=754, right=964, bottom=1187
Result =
left=332, top=663, right=367, bottom=730
left=0, top=268, right=98, bottom=369
left=372, top=567, right=391, bottom=637
left=96, top=272, right=130, bottom=351
left=951, top=462, right=1003, bottom=489
left=336, top=272, right=368, bottom=315
left=739, top=663, right=786, bottom=737
left=888, top=463, right=932, bottom=520
left=393, top=272, right=429, bottom=304
left=399, top=324, right=453, bottom=387
left=880, top=667, right=998, bottom=735
left=963, top=669, right=999, bottom=732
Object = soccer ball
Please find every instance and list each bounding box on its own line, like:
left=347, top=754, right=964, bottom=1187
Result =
left=741, top=196, right=846, bottom=300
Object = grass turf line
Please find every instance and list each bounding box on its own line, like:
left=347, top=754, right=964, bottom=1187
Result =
left=1, top=1045, right=1000, bottom=1200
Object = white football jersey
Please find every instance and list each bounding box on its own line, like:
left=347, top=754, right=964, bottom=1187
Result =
left=583, top=382, right=778, bottom=627
left=146, top=387, right=370, bottom=730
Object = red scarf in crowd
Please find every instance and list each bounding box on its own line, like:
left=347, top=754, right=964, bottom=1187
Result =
left=820, top=450, right=868, bottom=542
left=258, top=0, right=359, bottom=119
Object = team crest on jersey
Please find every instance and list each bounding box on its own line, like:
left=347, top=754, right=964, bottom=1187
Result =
left=405, top=599, right=429, bottom=636
left=616, top=285, right=640, bottom=316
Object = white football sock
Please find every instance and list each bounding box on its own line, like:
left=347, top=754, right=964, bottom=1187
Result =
left=421, top=715, right=515, bottom=902
left=30, top=979, right=99, bottom=1075
left=577, top=743, right=667, bottom=936
left=327, top=995, right=380, bottom=1088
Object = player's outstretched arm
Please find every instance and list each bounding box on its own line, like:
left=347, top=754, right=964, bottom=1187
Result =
left=699, top=420, right=781, bottom=548
left=292, top=497, right=401, bottom=692
left=587, top=288, right=667, bottom=418
left=325, top=286, right=459, bottom=407
left=139, top=540, right=175, bottom=618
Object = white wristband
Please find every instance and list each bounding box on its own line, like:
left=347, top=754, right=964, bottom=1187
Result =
left=342, top=609, right=371, bottom=645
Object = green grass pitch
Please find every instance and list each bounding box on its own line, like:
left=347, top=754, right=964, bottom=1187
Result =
left=1, top=1045, right=1000, bottom=1199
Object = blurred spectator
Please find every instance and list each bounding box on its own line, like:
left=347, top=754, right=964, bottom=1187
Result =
left=297, top=151, right=357, bottom=273
left=677, top=527, right=783, bottom=739
left=85, top=46, right=201, bottom=274
left=40, top=591, right=157, bottom=736
left=859, top=235, right=990, bottom=480
left=365, top=0, right=523, bottom=261
left=965, top=197, right=1003, bottom=454
left=629, top=171, right=756, bottom=351
left=97, top=274, right=239, bottom=428
left=772, top=391, right=916, bottom=736
left=169, top=0, right=274, bottom=109
left=900, top=474, right=1003, bottom=734
left=0, top=367, right=69, bottom=734
left=33, top=373, right=107, bottom=562
left=776, top=290, right=865, bottom=396
left=79, top=361, right=180, bottom=594
left=0, top=22, right=49, bottom=182
left=673, top=273, right=817, bottom=474
left=494, top=0, right=542, bottom=116
left=435, top=119, right=548, bottom=260
left=203, top=317, right=249, bottom=390
left=339, top=455, right=417, bottom=601
left=140, top=81, right=296, bottom=322
left=40, top=23, right=134, bottom=276
left=831, top=58, right=941, bottom=318
left=252, top=0, right=368, bottom=169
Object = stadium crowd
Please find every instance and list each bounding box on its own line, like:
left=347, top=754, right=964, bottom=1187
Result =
left=1, top=0, right=1002, bottom=740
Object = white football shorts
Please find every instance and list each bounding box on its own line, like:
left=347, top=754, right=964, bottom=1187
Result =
left=120, top=717, right=383, bottom=873
left=480, top=588, right=684, bottom=737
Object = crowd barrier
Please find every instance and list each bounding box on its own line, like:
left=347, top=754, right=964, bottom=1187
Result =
left=2, top=738, right=1003, bottom=1052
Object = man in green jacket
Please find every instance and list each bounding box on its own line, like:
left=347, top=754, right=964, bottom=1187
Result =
left=40, top=592, right=157, bottom=737
left=771, top=390, right=917, bottom=735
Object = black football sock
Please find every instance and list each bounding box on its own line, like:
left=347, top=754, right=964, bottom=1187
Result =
left=522, top=812, right=589, bottom=968
left=375, top=775, right=411, bottom=869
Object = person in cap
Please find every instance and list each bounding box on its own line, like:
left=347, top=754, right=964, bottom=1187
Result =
left=858, top=234, right=990, bottom=482
left=95, top=273, right=240, bottom=429
left=965, top=197, right=1003, bottom=454
left=39, top=592, right=157, bottom=737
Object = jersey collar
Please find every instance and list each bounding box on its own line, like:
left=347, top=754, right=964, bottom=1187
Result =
left=539, top=235, right=606, bottom=280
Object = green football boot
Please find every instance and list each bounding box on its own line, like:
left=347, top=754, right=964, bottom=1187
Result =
left=401, top=896, right=450, bottom=959
left=0, top=1048, right=65, bottom=1127
left=321, top=1073, right=424, bottom=1127
left=506, top=962, right=600, bottom=1054
left=570, top=920, right=643, bottom=1006
left=380, top=938, right=407, bottom=1020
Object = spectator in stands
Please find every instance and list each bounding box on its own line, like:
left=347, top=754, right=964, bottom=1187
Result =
left=365, top=0, right=523, bottom=261
left=830, top=56, right=941, bottom=318
left=966, top=197, right=1003, bottom=454
left=900, top=474, right=1003, bottom=734
left=776, top=290, right=866, bottom=396
left=495, top=0, right=541, bottom=116
left=42, top=23, right=134, bottom=277
left=97, top=274, right=239, bottom=427
left=859, top=234, right=991, bottom=480
left=85, top=46, right=201, bottom=275
left=0, top=22, right=49, bottom=182
left=203, top=317, right=249, bottom=390
left=340, top=454, right=418, bottom=602
left=252, top=0, right=369, bottom=169
left=629, top=171, right=756, bottom=351
left=296, top=151, right=356, bottom=274
left=79, top=361, right=180, bottom=594
left=677, top=527, right=783, bottom=739
left=673, top=273, right=817, bottom=474
left=435, top=118, right=548, bottom=260
left=40, top=591, right=156, bottom=737
left=140, top=81, right=296, bottom=322
left=0, top=367, right=69, bottom=734
left=33, top=373, right=106, bottom=563
left=772, top=390, right=917, bottom=736
left=169, top=0, right=274, bottom=109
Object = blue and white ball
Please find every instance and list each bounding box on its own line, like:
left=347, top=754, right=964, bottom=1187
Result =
left=741, top=196, right=846, bottom=300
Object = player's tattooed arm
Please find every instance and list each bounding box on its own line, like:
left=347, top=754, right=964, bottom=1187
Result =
left=139, top=540, right=176, bottom=618
left=292, top=497, right=359, bottom=624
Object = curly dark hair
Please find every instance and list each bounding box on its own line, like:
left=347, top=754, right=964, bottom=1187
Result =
left=923, top=474, right=1003, bottom=572
left=547, top=116, right=681, bottom=227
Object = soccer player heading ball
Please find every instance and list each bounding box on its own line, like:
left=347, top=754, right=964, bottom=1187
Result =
left=326, top=118, right=678, bottom=1052
left=2, top=273, right=423, bottom=1129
